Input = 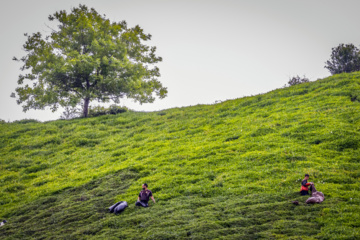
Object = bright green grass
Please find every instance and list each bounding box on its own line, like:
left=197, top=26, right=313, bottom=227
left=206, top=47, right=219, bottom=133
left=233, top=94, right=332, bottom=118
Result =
left=1, top=72, right=360, bottom=239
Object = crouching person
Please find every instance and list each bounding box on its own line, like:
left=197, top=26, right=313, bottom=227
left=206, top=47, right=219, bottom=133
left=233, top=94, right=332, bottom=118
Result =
left=300, top=174, right=313, bottom=195
left=135, top=183, right=155, bottom=207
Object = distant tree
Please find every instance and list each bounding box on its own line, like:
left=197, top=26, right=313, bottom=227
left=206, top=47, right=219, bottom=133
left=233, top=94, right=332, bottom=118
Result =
left=60, top=106, right=81, bottom=120
left=287, top=75, right=310, bottom=86
left=325, top=43, right=360, bottom=75
left=13, top=5, right=167, bottom=117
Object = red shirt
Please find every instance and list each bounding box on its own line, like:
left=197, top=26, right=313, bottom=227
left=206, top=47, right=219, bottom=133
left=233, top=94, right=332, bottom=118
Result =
left=301, top=179, right=311, bottom=191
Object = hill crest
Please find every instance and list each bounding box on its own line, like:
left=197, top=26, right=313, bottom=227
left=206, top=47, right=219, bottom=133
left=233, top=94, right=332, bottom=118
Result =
left=1, top=72, right=359, bottom=239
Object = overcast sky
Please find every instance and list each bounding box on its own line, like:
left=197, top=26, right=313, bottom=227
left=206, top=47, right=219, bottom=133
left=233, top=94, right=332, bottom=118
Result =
left=1, top=0, right=360, bottom=122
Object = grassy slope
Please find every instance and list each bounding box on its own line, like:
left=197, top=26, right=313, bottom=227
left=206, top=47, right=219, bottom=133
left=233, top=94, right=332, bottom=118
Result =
left=0, top=72, right=359, bottom=239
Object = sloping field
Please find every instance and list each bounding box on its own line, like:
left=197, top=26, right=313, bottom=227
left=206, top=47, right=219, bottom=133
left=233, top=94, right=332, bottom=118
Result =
left=1, top=72, right=359, bottom=239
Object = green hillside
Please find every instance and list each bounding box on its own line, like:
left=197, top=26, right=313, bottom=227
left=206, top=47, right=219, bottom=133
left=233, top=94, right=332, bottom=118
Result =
left=1, top=72, right=360, bottom=239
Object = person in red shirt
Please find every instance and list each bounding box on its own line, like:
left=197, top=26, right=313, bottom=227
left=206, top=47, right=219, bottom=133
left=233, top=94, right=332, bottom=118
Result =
left=300, top=174, right=313, bottom=195
left=135, top=183, right=155, bottom=207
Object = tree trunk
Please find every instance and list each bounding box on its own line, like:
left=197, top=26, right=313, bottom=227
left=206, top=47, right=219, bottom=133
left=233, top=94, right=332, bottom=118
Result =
left=83, top=98, right=90, bottom=117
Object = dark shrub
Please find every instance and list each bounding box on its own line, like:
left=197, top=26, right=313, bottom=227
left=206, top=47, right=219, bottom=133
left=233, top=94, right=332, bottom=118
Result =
left=88, top=105, right=128, bottom=117
left=12, top=119, right=40, bottom=124
left=288, top=75, right=310, bottom=86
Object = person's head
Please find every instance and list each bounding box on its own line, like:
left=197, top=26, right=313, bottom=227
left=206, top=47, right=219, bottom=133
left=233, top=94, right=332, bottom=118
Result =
left=142, top=183, right=148, bottom=190
left=304, top=174, right=309, bottom=180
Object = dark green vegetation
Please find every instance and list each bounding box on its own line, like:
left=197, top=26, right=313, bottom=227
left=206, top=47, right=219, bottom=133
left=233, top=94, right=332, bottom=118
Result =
left=1, top=72, right=360, bottom=239
left=288, top=75, right=309, bottom=86
left=325, top=43, right=360, bottom=75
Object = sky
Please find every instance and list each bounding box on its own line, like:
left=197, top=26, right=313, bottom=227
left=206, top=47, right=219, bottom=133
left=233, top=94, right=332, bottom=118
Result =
left=1, top=0, right=360, bottom=122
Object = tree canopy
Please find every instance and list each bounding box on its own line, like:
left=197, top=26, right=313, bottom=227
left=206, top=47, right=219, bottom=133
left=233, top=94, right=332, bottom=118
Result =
left=324, top=43, right=360, bottom=75
left=13, top=5, right=167, bottom=117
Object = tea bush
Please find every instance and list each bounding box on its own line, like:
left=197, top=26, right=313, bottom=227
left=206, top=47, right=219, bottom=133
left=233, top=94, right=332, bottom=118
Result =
left=0, top=72, right=360, bottom=239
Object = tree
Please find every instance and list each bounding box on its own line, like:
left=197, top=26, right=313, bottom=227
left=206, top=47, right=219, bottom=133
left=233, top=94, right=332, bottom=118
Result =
left=325, top=43, right=360, bottom=75
left=287, top=75, right=309, bottom=86
left=60, top=106, right=81, bottom=120
left=13, top=5, right=167, bottom=117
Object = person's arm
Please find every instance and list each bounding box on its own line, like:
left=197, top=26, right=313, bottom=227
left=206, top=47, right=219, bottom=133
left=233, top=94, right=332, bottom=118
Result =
left=151, top=195, right=155, bottom=203
left=138, top=196, right=140, bottom=201
left=302, top=180, right=311, bottom=186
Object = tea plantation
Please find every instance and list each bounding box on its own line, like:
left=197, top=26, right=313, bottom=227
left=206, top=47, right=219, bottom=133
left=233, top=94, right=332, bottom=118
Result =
left=1, top=72, right=359, bottom=239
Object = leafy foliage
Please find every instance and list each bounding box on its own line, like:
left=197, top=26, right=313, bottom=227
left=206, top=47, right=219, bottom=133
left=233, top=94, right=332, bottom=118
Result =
left=13, top=5, right=167, bottom=117
left=60, top=106, right=82, bottom=120
left=325, top=43, right=360, bottom=75
left=287, top=75, right=309, bottom=86
left=88, top=105, right=128, bottom=117
left=1, top=73, right=360, bottom=239
left=11, top=119, right=40, bottom=124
